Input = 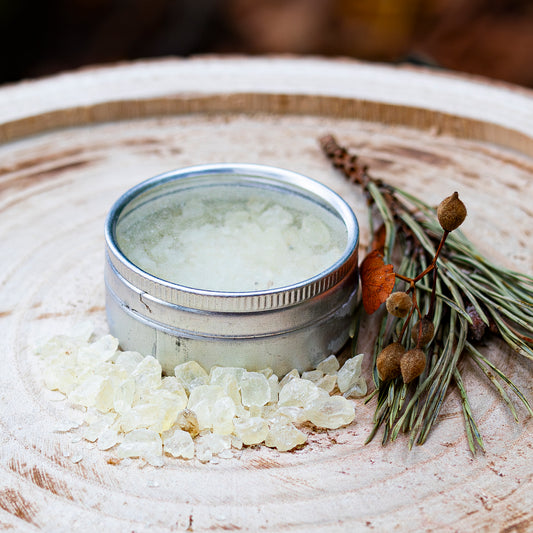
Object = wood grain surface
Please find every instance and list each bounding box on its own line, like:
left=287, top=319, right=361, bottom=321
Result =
left=0, top=57, right=532, bottom=532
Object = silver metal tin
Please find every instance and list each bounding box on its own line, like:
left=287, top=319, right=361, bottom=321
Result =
left=104, top=164, right=359, bottom=376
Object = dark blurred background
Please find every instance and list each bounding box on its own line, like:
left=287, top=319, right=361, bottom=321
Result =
left=1, top=0, right=533, bottom=87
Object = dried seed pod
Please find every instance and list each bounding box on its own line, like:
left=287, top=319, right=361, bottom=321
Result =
left=437, top=191, right=467, bottom=232
left=376, top=342, right=406, bottom=381
left=400, top=348, right=426, bottom=384
left=411, top=317, right=435, bottom=347
left=386, top=291, right=412, bottom=318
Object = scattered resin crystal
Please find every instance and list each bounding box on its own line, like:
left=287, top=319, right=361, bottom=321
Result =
left=233, top=417, right=269, bottom=445
left=316, top=354, right=340, bottom=375
left=162, top=429, right=195, bottom=459
left=116, top=429, right=162, bottom=459
left=195, top=433, right=232, bottom=463
left=174, top=361, right=209, bottom=393
left=265, top=422, right=307, bottom=452
left=240, top=372, right=271, bottom=407
left=337, top=354, right=368, bottom=398
left=97, top=429, right=121, bottom=451
left=174, top=408, right=200, bottom=437
left=316, top=374, right=337, bottom=393
left=35, top=323, right=365, bottom=464
left=306, top=395, right=358, bottom=429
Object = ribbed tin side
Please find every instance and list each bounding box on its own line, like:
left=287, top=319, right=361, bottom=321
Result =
left=105, top=244, right=358, bottom=313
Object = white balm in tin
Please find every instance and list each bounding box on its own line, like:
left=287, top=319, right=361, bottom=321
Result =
left=117, top=182, right=346, bottom=292
left=105, top=164, right=359, bottom=375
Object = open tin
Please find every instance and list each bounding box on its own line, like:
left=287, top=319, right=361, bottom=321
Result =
left=104, top=164, right=359, bottom=376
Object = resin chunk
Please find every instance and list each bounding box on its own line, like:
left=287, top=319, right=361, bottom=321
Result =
left=160, top=376, right=187, bottom=396
left=279, top=369, right=299, bottom=387
left=259, top=367, right=274, bottom=378
left=265, top=422, right=306, bottom=451
left=116, top=429, right=162, bottom=459
left=278, top=378, right=327, bottom=408
left=337, top=354, right=367, bottom=398
left=271, top=406, right=308, bottom=425
left=301, top=369, right=323, bottom=383
left=209, top=372, right=244, bottom=416
left=233, top=417, right=269, bottom=445
left=267, top=374, right=280, bottom=404
left=316, top=374, right=337, bottom=393
left=76, top=335, right=118, bottom=369
left=83, top=411, right=116, bottom=442
left=306, top=395, right=355, bottom=429
left=210, top=396, right=236, bottom=435
left=131, top=356, right=162, bottom=395
left=195, top=433, right=232, bottom=463
left=209, top=366, right=245, bottom=385
left=316, top=354, right=340, bottom=375
left=43, top=364, right=76, bottom=394
left=187, top=385, right=227, bottom=430
left=174, top=361, right=209, bottom=392
left=97, top=429, right=121, bottom=451
left=120, top=404, right=166, bottom=433
left=163, top=429, right=195, bottom=459
left=343, top=377, right=367, bottom=399
left=68, top=375, right=114, bottom=412
left=240, top=372, right=270, bottom=407
left=115, top=351, right=145, bottom=374
left=113, top=378, right=136, bottom=414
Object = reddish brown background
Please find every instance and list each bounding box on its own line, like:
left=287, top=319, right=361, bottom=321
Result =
left=2, top=0, right=533, bottom=87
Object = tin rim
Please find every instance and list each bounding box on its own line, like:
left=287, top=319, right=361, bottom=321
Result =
left=105, top=163, right=359, bottom=312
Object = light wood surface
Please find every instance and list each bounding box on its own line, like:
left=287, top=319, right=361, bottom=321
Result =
left=0, top=57, right=532, bottom=532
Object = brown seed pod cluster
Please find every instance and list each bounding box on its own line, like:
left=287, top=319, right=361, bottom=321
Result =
left=377, top=342, right=427, bottom=384
left=380, top=291, right=431, bottom=384
left=374, top=191, right=466, bottom=386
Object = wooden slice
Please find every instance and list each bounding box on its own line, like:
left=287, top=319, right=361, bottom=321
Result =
left=0, top=57, right=532, bottom=531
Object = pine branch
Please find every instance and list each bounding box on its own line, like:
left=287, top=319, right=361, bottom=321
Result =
left=320, top=134, right=533, bottom=453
